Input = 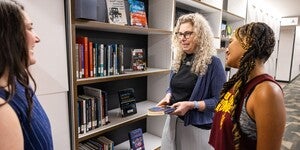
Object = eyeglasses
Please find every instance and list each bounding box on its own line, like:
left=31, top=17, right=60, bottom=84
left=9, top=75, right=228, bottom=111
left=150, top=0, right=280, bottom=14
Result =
left=175, top=31, right=194, bottom=39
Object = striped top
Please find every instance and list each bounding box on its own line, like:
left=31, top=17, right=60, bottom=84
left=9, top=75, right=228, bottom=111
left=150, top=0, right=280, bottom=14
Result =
left=0, top=81, right=53, bottom=150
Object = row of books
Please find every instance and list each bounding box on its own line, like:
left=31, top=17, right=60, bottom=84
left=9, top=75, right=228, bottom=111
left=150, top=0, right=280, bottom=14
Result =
left=76, top=0, right=148, bottom=28
left=78, top=86, right=109, bottom=134
left=79, top=128, right=145, bottom=150
left=76, top=36, right=146, bottom=79
left=79, top=136, right=114, bottom=150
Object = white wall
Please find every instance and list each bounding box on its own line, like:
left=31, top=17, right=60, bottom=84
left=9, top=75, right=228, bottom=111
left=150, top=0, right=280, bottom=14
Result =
left=276, top=26, right=295, bottom=81
left=23, top=0, right=70, bottom=150
left=291, top=26, right=300, bottom=80
left=246, top=0, right=281, bottom=77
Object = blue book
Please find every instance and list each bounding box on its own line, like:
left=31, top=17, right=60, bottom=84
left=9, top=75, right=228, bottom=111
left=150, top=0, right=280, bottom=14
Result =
left=128, top=128, right=145, bottom=150
left=147, top=106, right=175, bottom=116
left=75, top=0, right=97, bottom=20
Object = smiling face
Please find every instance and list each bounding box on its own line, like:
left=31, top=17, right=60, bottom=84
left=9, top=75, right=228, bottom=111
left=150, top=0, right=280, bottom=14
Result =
left=177, top=22, right=196, bottom=54
left=226, top=35, right=246, bottom=68
left=23, top=11, right=40, bottom=65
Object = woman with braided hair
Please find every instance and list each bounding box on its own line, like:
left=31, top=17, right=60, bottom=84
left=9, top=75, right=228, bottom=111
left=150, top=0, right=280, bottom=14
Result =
left=209, top=22, right=286, bottom=150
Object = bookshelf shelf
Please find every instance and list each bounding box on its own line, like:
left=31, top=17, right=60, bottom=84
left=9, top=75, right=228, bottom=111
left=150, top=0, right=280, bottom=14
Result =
left=75, top=20, right=172, bottom=35
left=176, top=0, right=221, bottom=13
left=222, top=10, right=245, bottom=22
left=76, top=68, right=170, bottom=85
left=78, top=100, right=157, bottom=142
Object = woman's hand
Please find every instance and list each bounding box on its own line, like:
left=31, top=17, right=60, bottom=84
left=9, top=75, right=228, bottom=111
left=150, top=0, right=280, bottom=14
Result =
left=171, top=101, right=194, bottom=116
left=157, top=93, right=171, bottom=107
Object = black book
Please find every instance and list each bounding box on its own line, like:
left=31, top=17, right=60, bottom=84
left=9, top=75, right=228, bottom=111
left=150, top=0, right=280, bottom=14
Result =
left=118, top=88, right=137, bottom=117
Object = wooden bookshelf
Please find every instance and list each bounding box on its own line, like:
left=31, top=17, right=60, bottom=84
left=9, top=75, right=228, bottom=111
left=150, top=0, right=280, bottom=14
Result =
left=66, top=0, right=248, bottom=149
left=67, top=0, right=173, bottom=149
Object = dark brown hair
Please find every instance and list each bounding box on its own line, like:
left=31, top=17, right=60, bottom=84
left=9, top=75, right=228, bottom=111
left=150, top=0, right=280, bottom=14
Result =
left=220, top=22, right=275, bottom=149
left=0, top=0, right=36, bottom=120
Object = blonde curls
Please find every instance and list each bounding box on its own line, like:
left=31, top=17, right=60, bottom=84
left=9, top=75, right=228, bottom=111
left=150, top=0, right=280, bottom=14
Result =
left=171, top=13, right=216, bottom=75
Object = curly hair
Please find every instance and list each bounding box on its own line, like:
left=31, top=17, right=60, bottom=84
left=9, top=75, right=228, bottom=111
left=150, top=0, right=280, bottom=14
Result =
left=220, top=22, right=275, bottom=149
left=171, top=13, right=216, bottom=75
left=0, top=0, right=36, bottom=121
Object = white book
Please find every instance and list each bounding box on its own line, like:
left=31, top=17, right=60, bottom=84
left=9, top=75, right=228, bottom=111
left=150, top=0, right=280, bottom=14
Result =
left=106, top=0, right=128, bottom=25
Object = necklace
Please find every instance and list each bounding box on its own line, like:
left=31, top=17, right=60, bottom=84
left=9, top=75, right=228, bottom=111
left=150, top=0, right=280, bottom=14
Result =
left=183, top=54, right=194, bottom=66
left=185, top=61, right=192, bottom=66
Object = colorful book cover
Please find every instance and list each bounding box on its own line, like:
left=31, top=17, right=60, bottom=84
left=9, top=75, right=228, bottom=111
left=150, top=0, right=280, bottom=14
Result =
left=128, top=128, right=145, bottom=150
left=131, top=48, right=146, bottom=71
left=128, top=0, right=148, bottom=27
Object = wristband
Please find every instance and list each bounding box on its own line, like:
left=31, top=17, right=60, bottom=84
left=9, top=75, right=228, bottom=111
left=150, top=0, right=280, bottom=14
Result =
left=193, top=101, right=199, bottom=110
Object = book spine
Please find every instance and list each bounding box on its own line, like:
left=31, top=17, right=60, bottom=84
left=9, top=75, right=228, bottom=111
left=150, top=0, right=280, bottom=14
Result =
left=84, top=37, right=89, bottom=78
left=97, top=91, right=102, bottom=127
left=103, top=45, right=107, bottom=76
left=113, top=44, right=118, bottom=75
left=76, top=36, right=89, bottom=78
left=99, top=44, right=105, bottom=77
left=86, top=97, right=92, bottom=132
left=93, top=43, right=98, bottom=77
left=75, top=43, right=79, bottom=79
left=79, top=97, right=86, bottom=134
left=77, top=100, right=81, bottom=134
left=80, top=44, right=84, bottom=78
left=118, top=44, right=124, bottom=74
left=91, top=97, right=96, bottom=129
left=102, top=91, right=109, bottom=124
left=89, top=42, right=94, bottom=77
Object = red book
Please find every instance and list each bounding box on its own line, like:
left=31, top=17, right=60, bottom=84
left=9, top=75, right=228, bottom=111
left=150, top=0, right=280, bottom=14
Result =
left=76, top=36, right=89, bottom=78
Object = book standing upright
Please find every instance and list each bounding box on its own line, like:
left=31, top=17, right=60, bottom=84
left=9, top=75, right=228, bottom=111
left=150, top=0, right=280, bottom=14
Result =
left=128, top=0, right=148, bottom=27
left=106, top=0, right=128, bottom=25
left=128, top=128, right=145, bottom=150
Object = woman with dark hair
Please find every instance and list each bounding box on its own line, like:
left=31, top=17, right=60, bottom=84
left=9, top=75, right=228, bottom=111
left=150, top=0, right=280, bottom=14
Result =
left=0, top=0, right=53, bottom=149
left=209, top=22, right=286, bottom=150
left=157, top=13, right=226, bottom=150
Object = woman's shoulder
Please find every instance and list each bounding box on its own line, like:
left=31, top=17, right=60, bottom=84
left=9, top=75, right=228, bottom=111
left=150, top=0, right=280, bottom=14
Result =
left=249, top=81, right=284, bottom=111
left=254, top=80, right=283, bottom=97
left=0, top=98, right=24, bottom=149
left=210, top=56, right=222, bottom=65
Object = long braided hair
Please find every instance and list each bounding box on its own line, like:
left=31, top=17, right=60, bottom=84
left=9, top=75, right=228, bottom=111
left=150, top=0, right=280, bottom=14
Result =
left=220, top=22, right=275, bottom=149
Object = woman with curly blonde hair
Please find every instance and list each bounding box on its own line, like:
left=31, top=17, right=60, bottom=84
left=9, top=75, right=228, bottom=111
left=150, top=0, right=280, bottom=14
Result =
left=157, top=13, right=226, bottom=150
